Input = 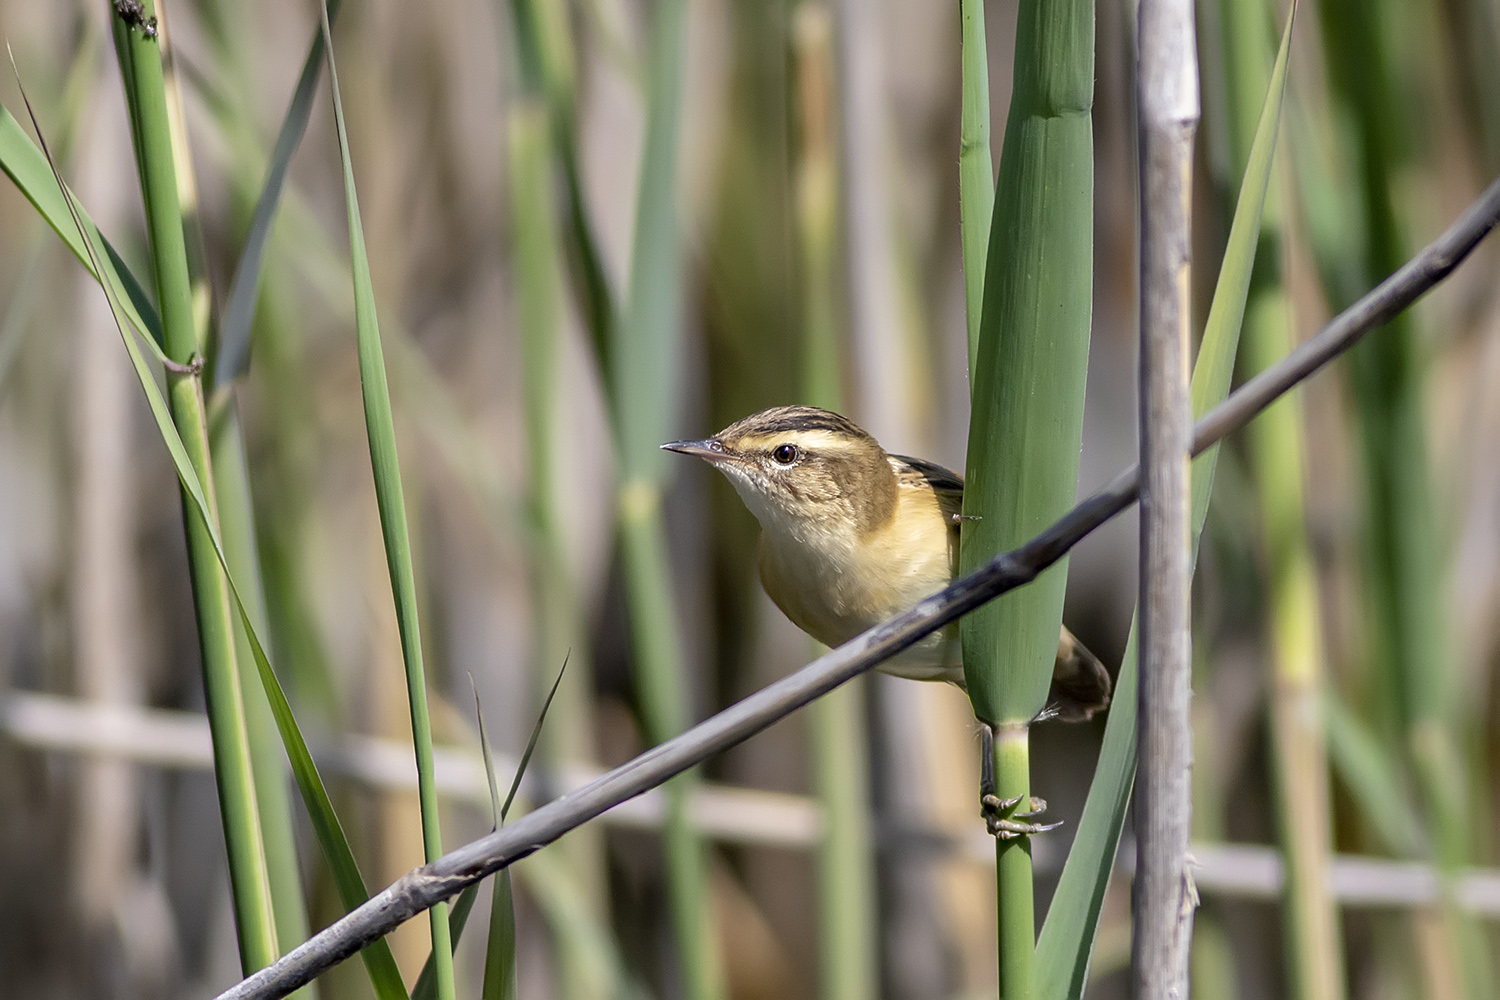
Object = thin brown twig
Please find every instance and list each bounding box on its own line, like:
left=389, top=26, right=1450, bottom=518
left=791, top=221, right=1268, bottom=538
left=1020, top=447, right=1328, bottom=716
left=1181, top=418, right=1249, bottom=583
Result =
left=212, top=175, right=1500, bottom=1000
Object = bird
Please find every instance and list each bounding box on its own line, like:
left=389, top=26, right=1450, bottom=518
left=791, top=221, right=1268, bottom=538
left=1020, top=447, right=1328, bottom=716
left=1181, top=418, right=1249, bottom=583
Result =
left=661, top=405, right=1112, bottom=725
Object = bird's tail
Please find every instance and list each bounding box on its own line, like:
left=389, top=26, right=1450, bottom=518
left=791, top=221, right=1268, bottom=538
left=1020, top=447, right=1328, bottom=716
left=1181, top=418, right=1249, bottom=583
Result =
left=1044, top=626, right=1112, bottom=723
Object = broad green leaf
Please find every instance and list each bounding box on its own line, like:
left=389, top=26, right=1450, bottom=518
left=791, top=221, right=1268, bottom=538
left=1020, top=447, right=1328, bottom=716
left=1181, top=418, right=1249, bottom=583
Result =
left=1035, top=5, right=1298, bottom=996
left=959, top=0, right=1095, bottom=726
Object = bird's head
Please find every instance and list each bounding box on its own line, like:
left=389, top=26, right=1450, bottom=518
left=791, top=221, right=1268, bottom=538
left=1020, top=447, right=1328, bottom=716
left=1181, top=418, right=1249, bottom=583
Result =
left=662, top=406, right=897, bottom=538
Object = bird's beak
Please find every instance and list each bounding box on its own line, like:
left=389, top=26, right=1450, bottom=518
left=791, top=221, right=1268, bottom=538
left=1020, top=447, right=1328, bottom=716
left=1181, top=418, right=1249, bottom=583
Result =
left=661, top=438, right=731, bottom=463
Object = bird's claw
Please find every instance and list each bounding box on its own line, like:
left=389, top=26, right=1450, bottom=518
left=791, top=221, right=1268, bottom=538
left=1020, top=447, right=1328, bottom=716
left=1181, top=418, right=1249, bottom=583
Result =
left=981, top=793, right=1048, bottom=818
left=980, top=793, right=1062, bottom=839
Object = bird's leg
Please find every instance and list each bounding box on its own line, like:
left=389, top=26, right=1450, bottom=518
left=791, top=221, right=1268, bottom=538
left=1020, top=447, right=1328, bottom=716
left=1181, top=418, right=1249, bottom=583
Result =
left=978, top=723, right=1063, bottom=840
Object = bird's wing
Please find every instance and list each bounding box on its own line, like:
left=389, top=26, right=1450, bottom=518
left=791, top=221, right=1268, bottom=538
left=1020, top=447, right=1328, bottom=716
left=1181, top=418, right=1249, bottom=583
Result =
left=890, top=455, right=966, bottom=575
left=890, top=454, right=964, bottom=518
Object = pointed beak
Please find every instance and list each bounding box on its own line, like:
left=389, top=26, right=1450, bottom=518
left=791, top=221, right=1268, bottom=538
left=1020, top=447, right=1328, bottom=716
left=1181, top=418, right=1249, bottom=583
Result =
left=661, top=438, right=730, bottom=463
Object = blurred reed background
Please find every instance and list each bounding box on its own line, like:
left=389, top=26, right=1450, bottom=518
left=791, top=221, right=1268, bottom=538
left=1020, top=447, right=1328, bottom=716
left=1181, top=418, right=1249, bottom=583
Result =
left=0, top=0, right=1498, bottom=998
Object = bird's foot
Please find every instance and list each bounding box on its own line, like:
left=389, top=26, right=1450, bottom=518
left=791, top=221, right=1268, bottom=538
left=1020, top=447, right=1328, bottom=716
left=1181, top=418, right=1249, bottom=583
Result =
left=978, top=724, right=1063, bottom=840
left=980, top=793, right=1063, bottom=839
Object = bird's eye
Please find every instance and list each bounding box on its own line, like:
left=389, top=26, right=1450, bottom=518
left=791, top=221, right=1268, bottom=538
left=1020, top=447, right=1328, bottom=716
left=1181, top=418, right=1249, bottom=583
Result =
left=772, top=443, right=800, bottom=466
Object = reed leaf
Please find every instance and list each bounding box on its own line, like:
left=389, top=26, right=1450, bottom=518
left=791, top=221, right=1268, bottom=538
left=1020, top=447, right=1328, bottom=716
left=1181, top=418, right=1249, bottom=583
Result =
left=1324, top=692, right=1424, bottom=858
left=501, top=0, right=616, bottom=377
left=214, top=0, right=341, bottom=389
left=0, top=104, right=162, bottom=348
left=315, top=4, right=455, bottom=998
left=1035, top=6, right=1296, bottom=995
left=959, top=0, right=1094, bottom=727
left=957, top=0, right=992, bottom=375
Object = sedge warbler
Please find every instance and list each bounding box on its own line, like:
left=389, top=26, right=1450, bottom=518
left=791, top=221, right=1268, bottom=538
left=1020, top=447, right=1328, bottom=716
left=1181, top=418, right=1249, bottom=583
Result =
left=662, top=405, right=1111, bottom=723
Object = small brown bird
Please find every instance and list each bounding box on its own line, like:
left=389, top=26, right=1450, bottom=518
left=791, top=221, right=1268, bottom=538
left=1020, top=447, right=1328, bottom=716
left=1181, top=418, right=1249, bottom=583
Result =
left=663, top=405, right=1111, bottom=724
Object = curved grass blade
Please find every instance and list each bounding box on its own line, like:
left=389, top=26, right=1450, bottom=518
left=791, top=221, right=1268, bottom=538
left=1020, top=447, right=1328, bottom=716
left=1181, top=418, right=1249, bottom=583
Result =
left=0, top=24, right=100, bottom=397
left=411, top=661, right=569, bottom=1000
left=1034, top=6, right=1297, bottom=996
left=316, top=7, right=454, bottom=997
left=213, top=0, right=342, bottom=388
left=15, top=65, right=409, bottom=1000
left=1324, top=690, right=1424, bottom=857
left=0, top=102, right=163, bottom=351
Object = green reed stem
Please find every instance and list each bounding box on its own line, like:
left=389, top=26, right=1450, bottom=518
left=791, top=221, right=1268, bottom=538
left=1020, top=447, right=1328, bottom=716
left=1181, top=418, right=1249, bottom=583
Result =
left=1315, top=0, right=1488, bottom=991
left=994, top=726, right=1036, bottom=1000
left=110, top=1, right=277, bottom=972
left=509, top=98, right=611, bottom=1000
left=155, top=12, right=314, bottom=974
left=1222, top=4, right=1343, bottom=996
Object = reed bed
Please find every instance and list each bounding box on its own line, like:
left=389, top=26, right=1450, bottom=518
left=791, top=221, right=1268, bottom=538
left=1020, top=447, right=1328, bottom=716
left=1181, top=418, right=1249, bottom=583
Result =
left=2, top=1, right=1500, bottom=998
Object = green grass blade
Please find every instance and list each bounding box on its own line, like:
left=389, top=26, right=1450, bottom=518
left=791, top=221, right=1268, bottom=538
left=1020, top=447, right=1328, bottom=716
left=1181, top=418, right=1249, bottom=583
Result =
left=1323, top=692, right=1423, bottom=857
left=214, top=0, right=341, bottom=388
left=0, top=26, right=100, bottom=398
left=958, top=0, right=992, bottom=375
left=1034, top=7, right=1296, bottom=996
left=315, top=4, right=455, bottom=999
left=421, top=854, right=635, bottom=1000
left=0, top=103, right=163, bottom=350
left=410, top=664, right=569, bottom=1000
left=482, top=872, right=520, bottom=1000
left=412, top=889, right=481, bottom=1000
left=474, top=689, right=514, bottom=1000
